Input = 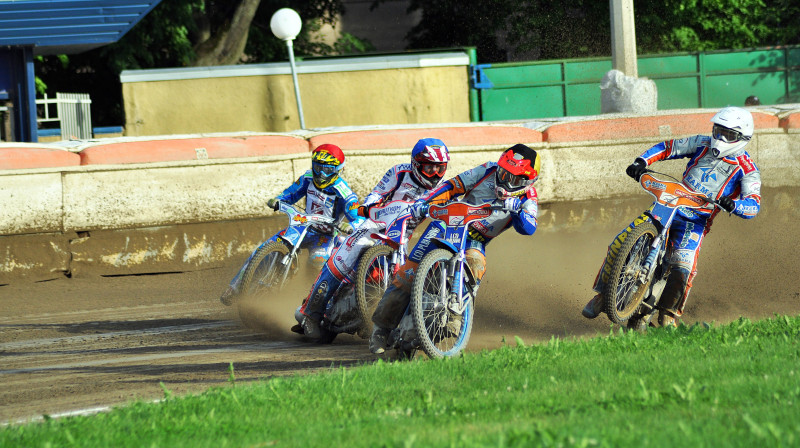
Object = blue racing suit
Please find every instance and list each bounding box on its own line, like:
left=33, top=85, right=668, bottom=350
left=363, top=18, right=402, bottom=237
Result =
left=592, top=135, right=762, bottom=315
left=371, top=161, right=539, bottom=330
left=226, top=170, right=363, bottom=295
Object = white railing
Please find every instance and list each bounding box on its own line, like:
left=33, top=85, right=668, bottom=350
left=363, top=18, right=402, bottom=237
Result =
left=36, top=93, right=93, bottom=139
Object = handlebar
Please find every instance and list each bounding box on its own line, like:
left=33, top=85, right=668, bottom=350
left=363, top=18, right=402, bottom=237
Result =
left=638, top=170, right=726, bottom=212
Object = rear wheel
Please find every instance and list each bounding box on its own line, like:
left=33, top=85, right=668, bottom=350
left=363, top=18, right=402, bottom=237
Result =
left=410, top=249, right=473, bottom=359
left=604, top=221, right=658, bottom=325
left=238, top=242, right=294, bottom=327
left=355, top=245, right=395, bottom=338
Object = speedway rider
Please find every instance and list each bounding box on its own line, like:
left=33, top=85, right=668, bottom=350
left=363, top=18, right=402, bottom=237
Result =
left=369, top=143, right=541, bottom=354
left=582, top=106, right=762, bottom=327
left=220, top=144, right=364, bottom=305
left=296, top=138, right=451, bottom=340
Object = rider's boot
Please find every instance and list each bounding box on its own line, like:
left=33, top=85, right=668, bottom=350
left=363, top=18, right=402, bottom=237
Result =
left=298, top=264, right=342, bottom=340
left=581, top=293, right=604, bottom=319
left=657, top=270, right=687, bottom=328
left=369, top=326, right=391, bottom=354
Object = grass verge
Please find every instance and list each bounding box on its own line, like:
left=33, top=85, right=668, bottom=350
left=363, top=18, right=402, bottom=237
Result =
left=2, top=315, right=799, bottom=447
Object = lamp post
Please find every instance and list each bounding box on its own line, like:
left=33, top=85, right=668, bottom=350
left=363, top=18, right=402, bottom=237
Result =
left=270, top=8, right=305, bottom=130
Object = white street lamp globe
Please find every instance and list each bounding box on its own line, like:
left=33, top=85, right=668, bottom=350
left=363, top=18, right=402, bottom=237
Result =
left=270, top=8, right=302, bottom=41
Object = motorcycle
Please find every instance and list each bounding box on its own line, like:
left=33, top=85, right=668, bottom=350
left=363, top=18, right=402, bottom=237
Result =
left=312, top=199, right=415, bottom=341
left=237, top=200, right=347, bottom=327
left=386, top=201, right=504, bottom=359
left=601, top=170, right=724, bottom=331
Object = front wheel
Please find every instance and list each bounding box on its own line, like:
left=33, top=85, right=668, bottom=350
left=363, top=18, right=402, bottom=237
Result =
left=238, top=241, right=294, bottom=327
left=410, top=249, right=473, bottom=359
left=355, top=244, right=395, bottom=339
left=604, top=221, right=658, bottom=325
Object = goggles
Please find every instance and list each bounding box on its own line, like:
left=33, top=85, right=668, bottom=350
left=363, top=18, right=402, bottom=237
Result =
left=312, top=162, right=338, bottom=176
left=420, top=163, right=447, bottom=177
left=712, top=124, right=750, bottom=143
left=496, top=166, right=532, bottom=189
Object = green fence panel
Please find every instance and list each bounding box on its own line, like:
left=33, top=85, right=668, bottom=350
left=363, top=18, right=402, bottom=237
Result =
left=481, top=86, right=565, bottom=121
left=472, top=45, right=800, bottom=121
left=704, top=49, right=785, bottom=72
left=565, top=83, right=602, bottom=116
left=653, top=78, right=699, bottom=110
left=639, top=55, right=698, bottom=76
left=564, top=60, right=612, bottom=82
left=704, top=72, right=787, bottom=107
left=484, top=63, right=563, bottom=87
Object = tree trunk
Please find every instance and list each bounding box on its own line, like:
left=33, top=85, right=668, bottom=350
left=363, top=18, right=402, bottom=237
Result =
left=192, top=0, right=262, bottom=66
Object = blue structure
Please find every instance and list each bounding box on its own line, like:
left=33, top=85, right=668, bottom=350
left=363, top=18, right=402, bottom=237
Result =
left=0, top=0, right=161, bottom=142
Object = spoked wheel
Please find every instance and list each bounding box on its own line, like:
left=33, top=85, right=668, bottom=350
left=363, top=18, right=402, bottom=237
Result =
left=237, top=241, right=294, bottom=327
left=410, top=249, right=473, bottom=359
left=355, top=245, right=394, bottom=338
left=604, top=221, right=658, bottom=325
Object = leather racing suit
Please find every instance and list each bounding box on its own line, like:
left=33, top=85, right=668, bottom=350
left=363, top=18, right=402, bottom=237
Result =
left=299, top=163, right=445, bottom=323
left=371, top=161, right=539, bottom=331
left=226, top=170, right=363, bottom=294
left=592, top=135, right=761, bottom=316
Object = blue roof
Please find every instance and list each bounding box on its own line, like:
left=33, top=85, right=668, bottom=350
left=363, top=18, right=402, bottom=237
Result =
left=0, top=0, right=161, bottom=55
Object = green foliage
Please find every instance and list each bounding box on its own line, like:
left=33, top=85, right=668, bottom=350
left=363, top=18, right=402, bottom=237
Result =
left=2, top=314, right=799, bottom=447
left=33, top=0, right=372, bottom=126
left=382, top=0, right=800, bottom=62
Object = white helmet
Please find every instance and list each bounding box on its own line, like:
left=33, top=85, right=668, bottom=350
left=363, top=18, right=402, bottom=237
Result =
left=710, top=106, right=753, bottom=158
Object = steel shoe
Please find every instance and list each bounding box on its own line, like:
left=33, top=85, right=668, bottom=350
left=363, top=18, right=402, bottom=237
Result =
left=369, top=326, right=390, bottom=354
left=658, top=311, right=678, bottom=328
left=219, top=286, right=237, bottom=306
left=301, top=316, right=322, bottom=340
left=581, top=293, right=604, bottom=319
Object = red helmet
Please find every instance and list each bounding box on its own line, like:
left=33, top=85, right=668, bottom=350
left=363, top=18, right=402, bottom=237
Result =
left=311, top=144, right=345, bottom=189
left=495, top=144, right=540, bottom=199
left=411, top=138, right=450, bottom=189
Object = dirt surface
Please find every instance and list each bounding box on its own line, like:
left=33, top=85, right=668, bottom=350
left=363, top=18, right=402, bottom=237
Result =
left=2, top=186, right=799, bottom=424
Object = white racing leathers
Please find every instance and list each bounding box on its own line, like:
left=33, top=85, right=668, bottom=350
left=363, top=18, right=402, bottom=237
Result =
left=299, top=163, right=445, bottom=321
left=593, top=135, right=761, bottom=315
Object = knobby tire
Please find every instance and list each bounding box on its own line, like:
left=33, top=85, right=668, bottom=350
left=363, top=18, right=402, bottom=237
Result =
left=604, top=221, right=658, bottom=325
left=410, top=248, right=473, bottom=359
left=355, top=244, right=394, bottom=339
left=238, top=241, right=292, bottom=328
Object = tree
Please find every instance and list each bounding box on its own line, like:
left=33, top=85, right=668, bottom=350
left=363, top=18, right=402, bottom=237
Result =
left=35, top=0, right=369, bottom=126
left=384, top=0, right=800, bottom=63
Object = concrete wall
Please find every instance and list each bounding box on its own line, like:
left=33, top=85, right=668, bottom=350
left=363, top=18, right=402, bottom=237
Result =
left=1, top=106, right=798, bottom=282
left=120, top=52, right=471, bottom=135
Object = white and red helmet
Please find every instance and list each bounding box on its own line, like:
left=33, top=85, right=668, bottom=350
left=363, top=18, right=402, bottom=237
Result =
left=411, top=138, right=450, bottom=189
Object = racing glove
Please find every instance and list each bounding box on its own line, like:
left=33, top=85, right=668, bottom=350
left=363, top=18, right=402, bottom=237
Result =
left=336, top=221, right=354, bottom=234
left=357, top=204, right=373, bottom=218
left=267, top=198, right=280, bottom=211
left=411, top=200, right=429, bottom=219
left=504, top=197, right=523, bottom=213
left=626, top=158, right=648, bottom=181
left=718, top=196, right=736, bottom=213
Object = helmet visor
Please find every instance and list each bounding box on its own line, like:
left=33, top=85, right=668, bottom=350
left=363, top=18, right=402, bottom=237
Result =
left=312, top=162, right=338, bottom=176
left=420, top=162, right=447, bottom=177
left=712, top=124, right=750, bottom=143
left=496, top=166, right=532, bottom=190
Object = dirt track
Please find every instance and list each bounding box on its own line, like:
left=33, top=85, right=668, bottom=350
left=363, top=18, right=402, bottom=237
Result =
left=2, top=186, right=799, bottom=424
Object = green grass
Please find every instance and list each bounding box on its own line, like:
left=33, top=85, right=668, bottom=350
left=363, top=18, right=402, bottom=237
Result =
left=3, top=315, right=799, bottom=447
